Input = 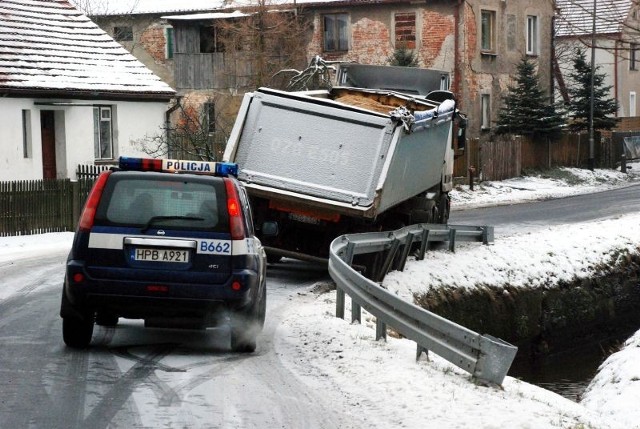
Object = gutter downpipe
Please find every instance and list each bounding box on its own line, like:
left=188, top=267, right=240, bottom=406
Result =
left=454, top=0, right=462, bottom=109
left=615, top=38, right=619, bottom=118
left=165, top=96, right=183, bottom=150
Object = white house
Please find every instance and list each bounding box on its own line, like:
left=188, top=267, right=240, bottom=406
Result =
left=555, top=0, right=640, bottom=118
left=0, top=0, right=176, bottom=181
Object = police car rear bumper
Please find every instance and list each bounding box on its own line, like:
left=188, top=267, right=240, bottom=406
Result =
left=63, top=260, right=259, bottom=320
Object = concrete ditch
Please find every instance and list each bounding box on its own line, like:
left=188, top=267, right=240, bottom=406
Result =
left=413, top=251, right=640, bottom=361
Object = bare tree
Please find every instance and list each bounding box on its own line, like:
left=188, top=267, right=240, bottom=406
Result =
left=214, top=0, right=312, bottom=90
left=135, top=94, right=236, bottom=162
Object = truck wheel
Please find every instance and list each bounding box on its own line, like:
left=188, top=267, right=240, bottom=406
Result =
left=62, top=315, right=94, bottom=348
left=411, top=200, right=437, bottom=224
left=438, top=193, right=450, bottom=224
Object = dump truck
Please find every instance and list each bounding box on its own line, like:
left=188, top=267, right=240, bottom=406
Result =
left=223, top=64, right=464, bottom=263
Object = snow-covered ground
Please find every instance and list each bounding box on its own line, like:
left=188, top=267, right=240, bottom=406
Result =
left=1, top=162, right=639, bottom=428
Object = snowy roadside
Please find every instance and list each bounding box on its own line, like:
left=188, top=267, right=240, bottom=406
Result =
left=278, top=163, right=640, bottom=429
left=0, top=163, right=638, bottom=428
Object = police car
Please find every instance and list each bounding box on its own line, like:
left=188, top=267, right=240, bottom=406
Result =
left=60, top=157, right=267, bottom=352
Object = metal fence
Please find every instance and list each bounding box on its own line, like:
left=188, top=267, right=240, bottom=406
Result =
left=328, top=223, right=518, bottom=386
left=0, top=166, right=101, bottom=236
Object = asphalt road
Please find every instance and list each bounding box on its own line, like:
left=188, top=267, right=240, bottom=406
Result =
left=450, top=182, right=640, bottom=234
left=0, top=252, right=350, bottom=429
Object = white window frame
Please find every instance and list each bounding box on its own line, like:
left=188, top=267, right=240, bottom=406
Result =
left=631, top=91, right=637, bottom=117
left=93, top=106, right=114, bottom=160
left=481, top=94, right=491, bottom=130
left=481, top=9, right=497, bottom=54
left=22, top=109, right=32, bottom=158
left=526, top=15, right=539, bottom=55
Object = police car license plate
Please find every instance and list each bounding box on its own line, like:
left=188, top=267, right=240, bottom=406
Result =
left=134, top=248, right=190, bottom=263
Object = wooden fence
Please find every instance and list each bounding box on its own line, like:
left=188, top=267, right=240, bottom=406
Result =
left=0, top=167, right=101, bottom=237
left=454, top=131, right=630, bottom=181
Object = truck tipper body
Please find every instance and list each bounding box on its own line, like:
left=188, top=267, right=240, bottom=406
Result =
left=223, top=64, right=460, bottom=262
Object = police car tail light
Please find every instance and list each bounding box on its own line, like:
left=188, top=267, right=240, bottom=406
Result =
left=78, top=171, right=111, bottom=232
left=224, top=179, right=245, bottom=240
left=119, top=157, right=238, bottom=177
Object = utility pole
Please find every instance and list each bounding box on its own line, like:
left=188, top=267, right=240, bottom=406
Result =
left=588, top=0, right=596, bottom=171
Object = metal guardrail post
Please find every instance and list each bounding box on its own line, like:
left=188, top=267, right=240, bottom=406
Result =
left=376, top=320, right=387, bottom=341
left=352, top=300, right=361, bottom=323
left=417, top=228, right=430, bottom=260
left=336, top=288, right=345, bottom=320
left=448, top=228, right=456, bottom=252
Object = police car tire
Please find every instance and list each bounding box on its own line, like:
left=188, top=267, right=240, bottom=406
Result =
left=230, top=331, right=257, bottom=353
left=62, top=315, right=94, bottom=348
left=95, top=313, right=119, bottom=327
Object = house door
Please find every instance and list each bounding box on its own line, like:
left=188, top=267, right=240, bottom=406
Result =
left=40, top=111, right=56, bottom=179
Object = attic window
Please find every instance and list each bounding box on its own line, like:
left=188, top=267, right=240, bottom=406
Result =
left=114, top=26, right=133, bottom=42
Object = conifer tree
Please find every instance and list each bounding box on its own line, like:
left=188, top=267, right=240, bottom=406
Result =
left=495, top=56, right=564, bottom=137
left=388, top=44, right=419, bottom=67
left=566, top=48, right=618, bottom=132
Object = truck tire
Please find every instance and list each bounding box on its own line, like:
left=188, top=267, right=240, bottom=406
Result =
left=410, top=200, right=437, bottom=224
left=62, top=315, right=94, bottom=348
left=438, top=193, right=450, bottom=224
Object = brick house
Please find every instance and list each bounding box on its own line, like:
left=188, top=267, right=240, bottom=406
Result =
left=85, top=0, right=556, bottom=140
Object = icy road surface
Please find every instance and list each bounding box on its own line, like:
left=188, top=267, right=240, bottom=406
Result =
left=0, top=247, right=362, bottom=429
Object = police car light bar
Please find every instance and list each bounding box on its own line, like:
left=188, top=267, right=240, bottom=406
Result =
left=118, top=157, right=238, bottom=177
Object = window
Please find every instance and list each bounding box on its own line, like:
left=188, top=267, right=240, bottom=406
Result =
left=631, top=43, right=638, bottom=70
left=94, top=106, right=113, bottom=160
left=631, top=92, right=637, bottom=116
left=481, top=10, right=496, bottom=53
left=395, top=12, right=416, bottom=49
left=165, top=27, right=174, bottom=59
left=22, top=110, right=31, bottom=158
left=113, top=26, right=133, bottom=42
left=526, top=15, right=538, bottom=55
left=481, top=94, right=491, bottom=130
left=200, top=26, right=226, bottom=53
left=323, top=13, right=348, bottom=52
left=205, top=102, right=216, bottom=133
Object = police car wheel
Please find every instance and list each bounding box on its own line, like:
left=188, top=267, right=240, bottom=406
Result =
left=95, top=312, right=119, bottom=327
left=230, top=329, right=257, bottom=353
left=62, top=315, right=94, bottom=348
left=230, top=311, right=260, bottom=353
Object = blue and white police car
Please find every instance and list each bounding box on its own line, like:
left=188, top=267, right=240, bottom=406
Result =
left=60, top=157, right=267, bottom=352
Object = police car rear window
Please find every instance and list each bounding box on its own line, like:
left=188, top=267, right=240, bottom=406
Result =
left=96, top=174, right=229, bottom=232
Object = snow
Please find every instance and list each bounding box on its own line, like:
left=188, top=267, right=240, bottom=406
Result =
left=0, top=0, right=175, bottom=96
left=1, top=162, right=640, bottom=428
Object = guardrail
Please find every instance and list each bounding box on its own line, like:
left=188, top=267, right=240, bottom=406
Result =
left=328, top=223, right=518, bottom=386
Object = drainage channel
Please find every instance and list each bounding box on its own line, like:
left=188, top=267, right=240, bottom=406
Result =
left=413, top=261, right=640, bottom=402
left=508, top=332, right=632, bottom=401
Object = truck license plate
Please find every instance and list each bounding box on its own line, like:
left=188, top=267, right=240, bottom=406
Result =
left=134, top=248, right=190, bottom=263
